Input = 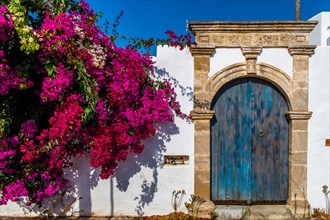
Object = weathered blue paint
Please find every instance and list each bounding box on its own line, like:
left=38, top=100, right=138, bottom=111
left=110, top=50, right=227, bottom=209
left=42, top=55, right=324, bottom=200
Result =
left=211, top=78, right=288, bottom=203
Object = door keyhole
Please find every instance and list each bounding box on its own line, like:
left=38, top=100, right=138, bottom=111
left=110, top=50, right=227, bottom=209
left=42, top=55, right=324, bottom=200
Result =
left=258, top=129, right=264, bottom=137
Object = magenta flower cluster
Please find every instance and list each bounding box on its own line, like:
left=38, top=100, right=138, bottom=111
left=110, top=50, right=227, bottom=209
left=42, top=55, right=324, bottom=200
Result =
left=40, top=62, right=74, bottom=102
left=165, top=30, right=197, bottom=50
left=0, top=50, right=33, bottom=95
left=0, top=180, right=28, bottom=205
left=0, top=0, right=193, bottom=208
left=0, top=6, right=13, bottom=42
left=20, top=120, right=38, bottom=139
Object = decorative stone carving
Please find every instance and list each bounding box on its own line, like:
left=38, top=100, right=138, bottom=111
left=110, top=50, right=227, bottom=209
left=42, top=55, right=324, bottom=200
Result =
left=197, top=33, right=309, bottom=47
left=241, top=47, right=262, bottom=74
left=246, top=59, right=256, bottom=74
left=189, top=21, right=317, bottom=47
left=199, top=36, right=210, bottom=44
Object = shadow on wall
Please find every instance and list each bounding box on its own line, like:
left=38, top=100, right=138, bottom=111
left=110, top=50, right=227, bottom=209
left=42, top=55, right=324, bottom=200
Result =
left=111, top=67, right=193, bottom=216
left=115, top=122, right=179, bottom=216
left=68, top=122, right=179, bottom=217
left=19, top=156, right=100, bottom=217
left=153, top=67, right=193, bottom=102
left=69, top=155, right=100, bottom=217
left=327, top=37, right=330, bottom=46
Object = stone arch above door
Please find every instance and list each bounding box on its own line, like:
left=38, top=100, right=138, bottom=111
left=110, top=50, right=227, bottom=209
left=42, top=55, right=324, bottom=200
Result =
left=189, top=20, right=317, bottom=217
left=207, top=62, right=293, bottom=111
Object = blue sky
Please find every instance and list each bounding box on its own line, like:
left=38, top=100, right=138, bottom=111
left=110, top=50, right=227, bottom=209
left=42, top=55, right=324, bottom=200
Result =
left=86, top=0, right=330, bottom=53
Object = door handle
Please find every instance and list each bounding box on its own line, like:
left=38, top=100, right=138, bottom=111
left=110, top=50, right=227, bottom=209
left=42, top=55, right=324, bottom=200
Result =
left=258, top=129, right=264, bottom=137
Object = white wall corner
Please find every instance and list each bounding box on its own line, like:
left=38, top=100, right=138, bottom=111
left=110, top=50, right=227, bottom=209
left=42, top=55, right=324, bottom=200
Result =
left=309, top=12, right=330, bottom=46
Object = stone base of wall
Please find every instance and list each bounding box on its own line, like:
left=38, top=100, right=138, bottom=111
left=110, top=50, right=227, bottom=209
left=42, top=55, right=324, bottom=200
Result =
left=215, top=205, right=306, bottom=220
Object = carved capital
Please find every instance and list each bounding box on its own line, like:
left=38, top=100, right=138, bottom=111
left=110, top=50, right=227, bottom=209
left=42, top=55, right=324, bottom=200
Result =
left=241, top=47, right=262, bottom=59
left=288, top=45, right=316, bottom=56
left=191, top=110, right=215, bottom=120
left=190, top=46, right=215, bottom=56
left=285, top=111, right=313, bottom=120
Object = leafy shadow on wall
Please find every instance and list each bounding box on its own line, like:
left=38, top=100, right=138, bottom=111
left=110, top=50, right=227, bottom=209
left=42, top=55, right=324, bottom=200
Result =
left=66, top=155, right=100, bottom=217
left=115, top=121, right=179, bottom=216
left=17, top=156, right=100, bottom=217
left=67, top=122, right=180, bottom=217
left=153, top=67, right=193, bottom=102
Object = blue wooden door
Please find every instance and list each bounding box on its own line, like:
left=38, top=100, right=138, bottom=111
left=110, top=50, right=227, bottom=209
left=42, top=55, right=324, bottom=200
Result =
left=211, top=78, right=288, bottom=204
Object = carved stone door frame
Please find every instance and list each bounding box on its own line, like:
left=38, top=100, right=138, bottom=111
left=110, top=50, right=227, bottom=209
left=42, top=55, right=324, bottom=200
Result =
left=189, top=21, right=317, bottom=217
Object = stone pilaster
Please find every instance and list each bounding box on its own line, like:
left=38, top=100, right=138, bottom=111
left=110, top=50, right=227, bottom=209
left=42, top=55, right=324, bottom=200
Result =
left=191, top=110, right=214, bottom=199
left=286, top=111, right=312, bottom=216
left=190, top=47, right=215, bottom=200
left=285, top=46, right=315, bottom=217
left=190, top=47, right=215, bottom=103
left=288, top=45, right=316, bottom=111
left=190, top=47, right=215, bottom=199
left=241, top=47, right=262, bottom=74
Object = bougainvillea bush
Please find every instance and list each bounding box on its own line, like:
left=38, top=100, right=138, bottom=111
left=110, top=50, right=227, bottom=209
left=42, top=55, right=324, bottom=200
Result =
left=0, top=0, right=195, bottom=209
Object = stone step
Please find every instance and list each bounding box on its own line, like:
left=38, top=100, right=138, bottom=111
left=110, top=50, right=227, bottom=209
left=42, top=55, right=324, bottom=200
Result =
left=215, top=205, right=296, bottom=220
left=214, top=205, right=243, bottom=219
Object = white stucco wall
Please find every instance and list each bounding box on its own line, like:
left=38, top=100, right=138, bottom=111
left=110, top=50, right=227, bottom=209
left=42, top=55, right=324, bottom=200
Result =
left=309, top=12, right=330, bottom=47
left=308, top=12, right=330, bottom=210
left=258, top=48, right=293, bottom=78
left=208, top=48, right=245, bottom=77
left=208, top=48, right=292, bottom=79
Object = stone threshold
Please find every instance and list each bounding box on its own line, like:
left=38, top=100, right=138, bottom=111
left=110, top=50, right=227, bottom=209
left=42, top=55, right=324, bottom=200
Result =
left=214, top=204, right=308, bottom=220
